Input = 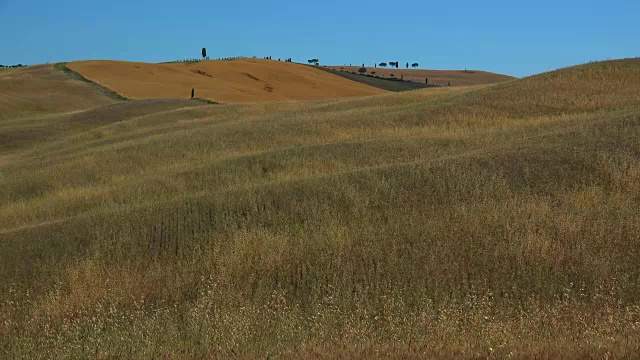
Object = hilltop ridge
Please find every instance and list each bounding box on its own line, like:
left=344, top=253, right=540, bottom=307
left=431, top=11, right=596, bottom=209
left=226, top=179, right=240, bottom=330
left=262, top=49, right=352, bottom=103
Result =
left=66, top=58, right=385, bottom=103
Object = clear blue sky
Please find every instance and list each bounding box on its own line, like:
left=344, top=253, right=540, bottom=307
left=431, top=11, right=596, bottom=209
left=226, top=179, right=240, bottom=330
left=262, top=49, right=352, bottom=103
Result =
left=1, top=0, right=638, bottom=77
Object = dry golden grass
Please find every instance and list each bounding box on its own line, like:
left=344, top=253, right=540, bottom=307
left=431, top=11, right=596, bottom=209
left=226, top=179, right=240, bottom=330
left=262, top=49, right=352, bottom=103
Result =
left=0, top=65, right=116, bottom=121
left=336, top=65, right=515, bottom=86
left=1, top=58, right=640, bottom=358
left=66, top=58, right=386, bottom=103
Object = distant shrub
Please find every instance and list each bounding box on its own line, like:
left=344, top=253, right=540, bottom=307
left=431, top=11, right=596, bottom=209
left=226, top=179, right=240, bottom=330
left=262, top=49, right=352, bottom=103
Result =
left=164, top=55, right=243, bottom=64
left=370, top=71, right=376, bottom=75
left=358, top=67, right=367, bottom=73
left=412, top=63, right=419, bottom=68
left=379, top=62, right=387, bottom=67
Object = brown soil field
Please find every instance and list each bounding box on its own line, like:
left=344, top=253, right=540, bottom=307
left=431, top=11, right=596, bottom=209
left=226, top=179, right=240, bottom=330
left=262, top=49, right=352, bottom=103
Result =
left=66, top=58, right=385, bottom=103
left=334, top=65, right=515, bottom=86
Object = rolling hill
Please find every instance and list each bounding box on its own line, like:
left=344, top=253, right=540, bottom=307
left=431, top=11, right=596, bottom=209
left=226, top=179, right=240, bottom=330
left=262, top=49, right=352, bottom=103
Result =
left=333, top=65, right=515, bottom=86
left=66, top=58, right=385, bottom=103
left=314, top=66, right=434, bottom=92
left=1, top=58, right=640, bottom=358
left=0, top=64, right=117, bottom=121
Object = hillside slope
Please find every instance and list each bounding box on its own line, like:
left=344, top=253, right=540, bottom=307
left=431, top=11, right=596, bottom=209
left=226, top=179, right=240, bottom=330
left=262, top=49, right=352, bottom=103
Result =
left=335, top=65, right=515, bottom=86
left=2, top=58, right=640, bottom=357
left=315, top=65, right=432, bottom=91
left=66, top=58, right=385, bottom=103
left=0, top=65, right=117, bottom=121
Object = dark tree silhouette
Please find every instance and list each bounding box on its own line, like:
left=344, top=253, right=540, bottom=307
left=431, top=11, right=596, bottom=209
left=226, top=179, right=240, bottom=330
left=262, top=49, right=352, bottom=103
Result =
left=358, top=67, right=367, bottom=73
left=379, top=62, right=387, bottom=68
left=395, top=61, right=399, bottom=69
left=425, top=77, right=428, bottom=84
left=412, top=63, right=419, bottom=68
left=202, top=48, right=207, bottom=59
left=406, top=62, right=409, bottom=69
left=191, top=88, right=195, bottom=99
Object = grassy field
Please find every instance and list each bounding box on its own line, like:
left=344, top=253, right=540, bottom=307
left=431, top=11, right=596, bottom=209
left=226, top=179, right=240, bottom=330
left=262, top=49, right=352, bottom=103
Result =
left=0, top=65, right=116, bottom=121
left=1, top=58, right=640, bottom=358
left=334, top=66, right=515, bottom=87
left=66, top=58, right=385, bottom=104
